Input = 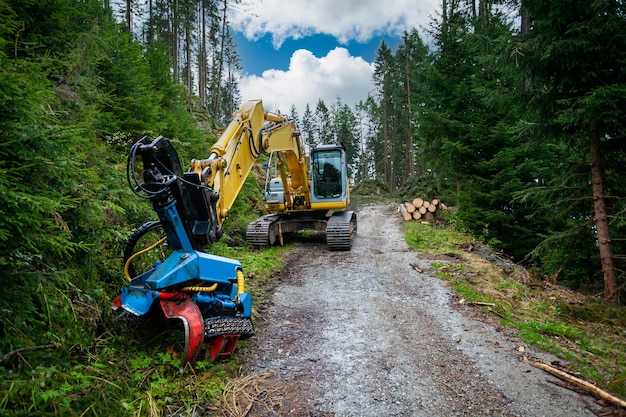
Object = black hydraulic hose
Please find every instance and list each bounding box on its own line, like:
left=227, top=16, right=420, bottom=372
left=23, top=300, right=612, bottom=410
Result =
left=127, top=139, right=153, bottom=199
left=126, top=137, right=171, bottom=199
left=246, top=118, right=262, bottom=159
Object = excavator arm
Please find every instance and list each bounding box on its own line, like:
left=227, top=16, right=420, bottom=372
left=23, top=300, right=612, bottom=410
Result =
left=188, top=99, right=309, bottom=226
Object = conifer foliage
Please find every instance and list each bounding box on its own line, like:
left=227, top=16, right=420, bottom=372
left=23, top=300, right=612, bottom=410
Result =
left=364, top=0, right=626, bottom=302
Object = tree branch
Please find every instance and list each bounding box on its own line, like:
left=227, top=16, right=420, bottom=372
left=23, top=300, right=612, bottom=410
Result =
left=1, top=344, right=57, bottom=366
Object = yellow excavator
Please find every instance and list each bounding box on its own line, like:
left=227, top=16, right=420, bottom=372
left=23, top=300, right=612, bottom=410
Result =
left=114, top=99, right=356, bottom=369
left=191, top=98, right=357, bottom=251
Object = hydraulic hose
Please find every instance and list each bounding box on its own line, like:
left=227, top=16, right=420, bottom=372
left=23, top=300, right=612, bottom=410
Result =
left=182, top=283, right=219, bottom=292
left=236, top=269, right=245, bottom=295
left=124, top=236, right=168, bottom=281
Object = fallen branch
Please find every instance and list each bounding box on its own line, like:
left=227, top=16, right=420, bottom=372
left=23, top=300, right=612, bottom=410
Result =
left=458, top=299, right=495, bottom=307
left=467, top=301, right=496, bottom=307
left=409, top=262, right=423, bottom=273
left=532, top=361, right=626, bottom=409
left=1, top=343, right=57, bottom=366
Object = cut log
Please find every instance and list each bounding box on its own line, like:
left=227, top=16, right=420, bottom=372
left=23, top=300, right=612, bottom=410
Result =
left=423, top=201, right=430, bottom=208
left=412, top=198, right=424, bottom=208
left=424, top=212, right=435, bottom=220
left=428, top=204, right=437, bottom=213
left=419, top=206, right=427, bottom=215
left=405, top=203, right=416, bottom=213
left=532, top=362, right=626, bottom=409
left=399, top=204, right=412, bottom=221
left=412, top=211, right=422, bottom=220
left=431, top=198, right=439, bottom=206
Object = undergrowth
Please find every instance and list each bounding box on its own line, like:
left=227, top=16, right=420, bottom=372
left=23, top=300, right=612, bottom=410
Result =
left=0, top=239, right=289, bottom=417
left=404, top=220, right=626, bottom=400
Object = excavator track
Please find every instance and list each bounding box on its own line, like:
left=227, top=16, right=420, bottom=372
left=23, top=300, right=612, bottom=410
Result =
left=246, top=214, right=282, bottom=247
left=326, top=211, right=357, bottom=251
left=204, top=316, right=255, bottom=339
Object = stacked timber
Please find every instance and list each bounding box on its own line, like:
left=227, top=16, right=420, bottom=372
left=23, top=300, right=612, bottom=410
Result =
left=398, top=198, right=447, bottom=222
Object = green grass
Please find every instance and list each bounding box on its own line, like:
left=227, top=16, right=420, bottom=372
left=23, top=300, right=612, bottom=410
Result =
left=405, top=221, right=468, bottom=255
left=404, top=217, right=626, bottom=400
left=209, top=240, right=291, bottom=302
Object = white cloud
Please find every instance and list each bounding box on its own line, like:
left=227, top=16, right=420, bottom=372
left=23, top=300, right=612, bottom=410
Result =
left=230, top=0, right=439, bottom=48
left=232, top=0, right=440, bottom=115
left=238, top=47, right=374, bottom=115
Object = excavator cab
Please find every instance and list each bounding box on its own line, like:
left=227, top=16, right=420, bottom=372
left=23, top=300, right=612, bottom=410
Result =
left=311, top=144, right=348, bottom=203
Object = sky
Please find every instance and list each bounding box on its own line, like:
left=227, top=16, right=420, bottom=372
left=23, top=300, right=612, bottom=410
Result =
left=228, top=0, right=440, bottom=115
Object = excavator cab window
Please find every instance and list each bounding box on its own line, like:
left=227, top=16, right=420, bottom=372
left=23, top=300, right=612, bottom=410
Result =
left=312, top=150, right=343, bottom=199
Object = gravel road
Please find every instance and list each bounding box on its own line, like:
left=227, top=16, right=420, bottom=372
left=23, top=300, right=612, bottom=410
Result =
left=243, top=203, right=599, bottom=416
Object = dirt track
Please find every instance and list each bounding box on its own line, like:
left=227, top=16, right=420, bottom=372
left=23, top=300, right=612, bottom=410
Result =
left=242, top=203, right=599, bottom=416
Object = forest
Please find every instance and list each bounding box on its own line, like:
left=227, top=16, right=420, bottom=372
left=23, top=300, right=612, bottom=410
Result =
left=0, top=0, right=625, bottom=415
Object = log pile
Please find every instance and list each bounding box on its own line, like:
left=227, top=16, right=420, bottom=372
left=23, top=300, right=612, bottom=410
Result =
left=398, top=198, right=447, bottom=222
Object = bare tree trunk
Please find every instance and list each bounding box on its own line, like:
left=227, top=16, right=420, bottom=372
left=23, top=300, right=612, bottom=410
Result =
left=126, top=0, right=132, bottom=33
left=521, top=7, right=531, bottom=34
left=404, top=34, right=415, bottom=179
left=213, top=0, right=228, bottom=118
left=479, top=0, right=488, bottom=28
left=390, top=116, right=397, bottom=190
left=198, top=2, right=206, bottom=105
left=171, top=0, right=179, bottom=83
left=442, top=0, right=448, bottom=35
left=590, top=125, right=619, bottom=302
left=147, top=0, right=153, bottom=44
left=383, top=92, right=390, bottom=187
left=185, top=22, right=192, bottom=94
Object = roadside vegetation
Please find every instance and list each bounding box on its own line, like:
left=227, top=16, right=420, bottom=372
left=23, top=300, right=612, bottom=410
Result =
left=403, top=211, right=626, bottom=400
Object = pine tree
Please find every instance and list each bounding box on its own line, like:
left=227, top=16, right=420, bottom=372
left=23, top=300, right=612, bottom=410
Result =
left=301, top=104, right=315, bottom=152
left=314, top=99, right=332, bottom=145
left=520, top=0, right=626, bottom=302
left=331, top=100, right=359, bottom=180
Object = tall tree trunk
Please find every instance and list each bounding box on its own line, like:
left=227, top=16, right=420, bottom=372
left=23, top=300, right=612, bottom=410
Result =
left=198, top=2, right=206, bottom=104
left=590, top=124, right=619, bottom=302
left=147, top=0, right=153, bottom=45
left=171, top=0, right=179, bottom=82
left=185, top=21, right=192, bottom=94
left=520, top=4, right=531, bottom=34
left=126, top=0, right=132, bottom=33
left=382, top=90, right=390, bottom=187
left=479, top=0, right=488, bottom=28
left=213, top=0, right=228, bottom=118
left=404, top=36, right=415, bottom=179
left=520, top=1, right=531, bottom=90
left=390, top=115, right=397, bottom=190
left=442, top=0, right=448, bottom=35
